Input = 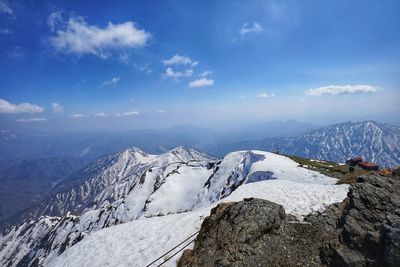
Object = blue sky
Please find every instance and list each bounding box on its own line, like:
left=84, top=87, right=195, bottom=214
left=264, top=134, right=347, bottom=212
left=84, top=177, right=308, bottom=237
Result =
left=1, top=0, right=399, bottom=130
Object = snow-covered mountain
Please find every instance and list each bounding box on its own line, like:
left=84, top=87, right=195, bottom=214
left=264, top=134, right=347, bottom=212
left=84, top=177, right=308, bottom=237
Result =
left=213, top=121, right=400, bottom=168
left=2, top=147, right=213, bottom=227
left=0, top=147, right=349, bottom=267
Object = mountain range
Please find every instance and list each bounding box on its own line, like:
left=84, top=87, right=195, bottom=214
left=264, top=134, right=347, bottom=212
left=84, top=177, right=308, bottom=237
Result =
left=0, top=120, right=398, bottom=226
left=0, top=146, right=349, bottom=266
left=210, top=121, right=400, bottom=168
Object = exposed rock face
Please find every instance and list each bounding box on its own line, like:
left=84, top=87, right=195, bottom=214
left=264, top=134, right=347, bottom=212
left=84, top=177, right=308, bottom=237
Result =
left=320, top=173, right=400, bottom=266
left=179, top=172, right=400, bottom=267
left=179, top=198, right=327, bottom=267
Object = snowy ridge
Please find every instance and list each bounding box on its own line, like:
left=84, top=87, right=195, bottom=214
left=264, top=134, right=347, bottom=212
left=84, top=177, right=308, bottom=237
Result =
left=228, top=121, right=400, bottom=168
left=0, top=147, right=349, bottom=267
left=7, top=147, right=210, bottom=224
left=288, top=121, right=400, bottom=167
left=297, top=121, right=400, bottom=167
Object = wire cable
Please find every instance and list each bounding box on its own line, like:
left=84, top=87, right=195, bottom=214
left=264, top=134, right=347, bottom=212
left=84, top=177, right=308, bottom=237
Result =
left=145, top=230, right=200, bottom=267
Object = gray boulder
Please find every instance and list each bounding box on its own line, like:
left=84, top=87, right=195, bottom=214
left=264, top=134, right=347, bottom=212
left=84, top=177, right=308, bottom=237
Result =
left=179, top=198, right=328, bottom=267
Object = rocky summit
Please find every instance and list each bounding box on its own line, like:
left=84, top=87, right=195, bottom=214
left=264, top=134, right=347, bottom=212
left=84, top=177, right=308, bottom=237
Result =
left=319, top=171, right=400, bottom=266
left=178, top=170, right=400, bottom=267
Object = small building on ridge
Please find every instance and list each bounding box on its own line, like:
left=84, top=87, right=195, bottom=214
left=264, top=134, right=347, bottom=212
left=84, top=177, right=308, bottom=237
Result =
left=358, top=162, right=379, bottom=171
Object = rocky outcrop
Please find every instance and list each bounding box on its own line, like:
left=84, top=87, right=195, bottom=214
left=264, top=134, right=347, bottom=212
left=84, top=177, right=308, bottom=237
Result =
left=320, top=172, right=400, bottom=266
left=178, top=198, right=329, bottom=267
left=179, top=172, right=400, bottom=267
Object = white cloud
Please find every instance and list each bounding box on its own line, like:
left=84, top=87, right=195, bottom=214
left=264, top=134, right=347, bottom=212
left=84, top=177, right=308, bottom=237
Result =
left=162, top=67, right=193, bottom=80
left=0, top=0, right=12, bottom=15
left=200, top=71, right=212, bottom=77
left=115, top=111, right=139, bottom=117
left=162, top=54, right=203, bottom=82
left=102, top=77, right=120, bottom=87
left=306, top=84, right=380, bottom=96
left=239, top=22, right=263, bottom=35
left=51, top=102, right=64, bottom=113
left=70, top=114, right=84, bottom=118
left=163, top=54, right=198, bottom=67
left=189, top=78, right=214, bottom=88
left=0, top=98, right=44, bottom=114
left=49, top=15, right=151, bottom=57
left=156, top=109, right=166, bottom=113
left=16, top=117, right=46, bottom=123
left=94, top=112, right=108, bottom=117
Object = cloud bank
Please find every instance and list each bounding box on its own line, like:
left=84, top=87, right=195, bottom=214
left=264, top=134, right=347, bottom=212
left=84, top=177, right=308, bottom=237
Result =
left=16, top=118, right=46, bottom=123
left=306, top=84, right=380, bottom=96
left=0, top=99, right=44, bottom=114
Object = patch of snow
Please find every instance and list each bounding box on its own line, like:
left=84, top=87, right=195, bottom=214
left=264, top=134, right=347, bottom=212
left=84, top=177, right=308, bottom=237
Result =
left=223, top=180, right=349, bottom=218
left=247, top=151, right=338, bottom=185
left=46, top=209, right=207, bottom=267
left=144, top=165, right=213, bottom=215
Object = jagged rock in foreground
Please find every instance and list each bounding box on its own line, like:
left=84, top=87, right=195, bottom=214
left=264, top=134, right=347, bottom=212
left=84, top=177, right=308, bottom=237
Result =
left=319, top=172, right=400, bottom=266
left=178, top=198, right=331, bottom=267
left=179, top=172, right=400, bottom=267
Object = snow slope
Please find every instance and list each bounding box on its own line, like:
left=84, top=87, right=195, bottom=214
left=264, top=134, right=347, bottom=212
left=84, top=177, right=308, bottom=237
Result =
left=0, top=148, right=349, bottom=267
left=47, top=178, right=348, bottom=267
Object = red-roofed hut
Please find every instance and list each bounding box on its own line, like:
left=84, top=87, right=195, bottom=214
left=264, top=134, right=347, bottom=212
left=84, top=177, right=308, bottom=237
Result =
left=358, top=162, right=379, bottom=171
